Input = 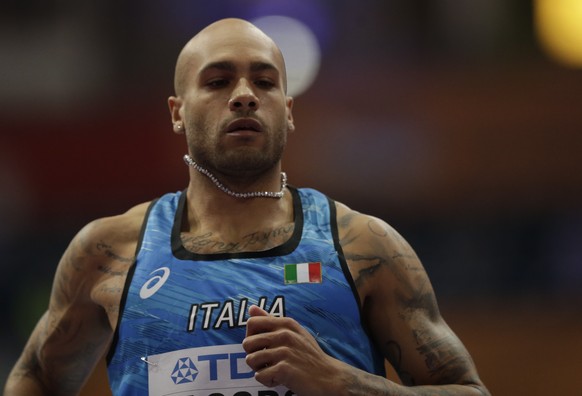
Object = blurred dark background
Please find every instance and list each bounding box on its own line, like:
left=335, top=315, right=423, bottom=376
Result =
left=1, top=1, right=581, bottom=394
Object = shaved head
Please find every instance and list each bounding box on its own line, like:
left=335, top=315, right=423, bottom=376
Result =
left=167, top=17, right=295, bottom=180
left=173, top=18, right=288, bottom=96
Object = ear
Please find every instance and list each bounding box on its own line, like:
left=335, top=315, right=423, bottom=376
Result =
left=286, top=96, right=295, bottom=132
left=168, top=96, right=184, bottom=134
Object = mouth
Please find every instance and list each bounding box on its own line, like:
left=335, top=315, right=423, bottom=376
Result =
left=225, top=118, right=263, bottom=134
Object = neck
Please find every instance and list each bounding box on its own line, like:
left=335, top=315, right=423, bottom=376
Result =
left=183, top=178, right=294, bottom=242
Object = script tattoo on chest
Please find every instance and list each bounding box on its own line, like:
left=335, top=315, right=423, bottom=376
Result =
left=181, top=224, right=295, bottom=254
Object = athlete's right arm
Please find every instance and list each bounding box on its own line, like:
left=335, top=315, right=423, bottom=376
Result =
left=4, top=205, right=146, bottom=396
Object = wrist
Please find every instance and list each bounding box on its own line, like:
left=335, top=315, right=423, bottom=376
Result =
left=335, top=363, right=405, bottom=396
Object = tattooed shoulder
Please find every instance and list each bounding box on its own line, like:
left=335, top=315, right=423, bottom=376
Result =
left=59, top=202, right=149, bottom=284
left=335, top=202, right=425, bottom=296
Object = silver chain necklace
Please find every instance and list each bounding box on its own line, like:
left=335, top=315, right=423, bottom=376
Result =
left=183, top=154, right=287, bottom=199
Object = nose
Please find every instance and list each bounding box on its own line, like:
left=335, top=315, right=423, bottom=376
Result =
left=228, top=79, right=259, bottom=111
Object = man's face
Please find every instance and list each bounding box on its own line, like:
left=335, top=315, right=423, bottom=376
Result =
left=173, top=24, right=294, bottom=178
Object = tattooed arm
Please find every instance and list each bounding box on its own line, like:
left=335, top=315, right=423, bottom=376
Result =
left=243, top=202, right=488, bottom=395
left=337, top=203, right=489, bottom=395
left=4, top=203, right=147, bottom=396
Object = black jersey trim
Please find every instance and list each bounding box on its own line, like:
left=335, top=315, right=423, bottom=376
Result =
left=329, top=198, right=384, bottom=366
left=171, top=186, right=303, bottom=261
left=328, top=197, right=366, bottom=325
left=106, top=198, right=158, bottom=365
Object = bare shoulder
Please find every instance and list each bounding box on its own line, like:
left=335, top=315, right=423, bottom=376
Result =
left=58, top=202, right=150, bottom=286
left=334, top=201, right=412, bottom=251
left=334, top=201, right=423, bottom=298
left=64, top=201, right=152, bottom=319
left=78, top=201, right=151, bottom=255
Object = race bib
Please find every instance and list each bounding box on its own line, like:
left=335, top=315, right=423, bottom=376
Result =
left=146, top=343, right=293, bottom=396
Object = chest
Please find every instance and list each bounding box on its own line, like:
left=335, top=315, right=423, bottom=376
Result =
left=110, top=236, right=380, bottom=378
left=130, top=243, right=352, bottom=330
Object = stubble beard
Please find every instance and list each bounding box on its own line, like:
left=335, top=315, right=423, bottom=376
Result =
left=187, top=120, right=287, bottom=180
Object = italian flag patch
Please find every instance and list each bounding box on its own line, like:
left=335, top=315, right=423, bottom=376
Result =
left=284, top=262, right=322, bottom=284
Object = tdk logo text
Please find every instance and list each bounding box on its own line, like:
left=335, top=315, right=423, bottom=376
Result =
left=150, top=344, right=296, bottom=396
left=169, top=352, right=296, bottom=395
left=198, top=352, right=254, bottom=381
left=171, top=352, right=253, bottom=384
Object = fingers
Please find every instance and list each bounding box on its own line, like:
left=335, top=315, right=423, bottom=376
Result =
left=242, top=330, right=270, bottom=353
left=253, top=358, right=286, bottom=388
left=245, top=304, right=298, bottom=337
left=244, top=306, right=311, bottom=351
left=244, top=320, right=286, bottom=353
left=245, top=344, right=276, bottom=369
left=245, top=345, right=290, bottom=388
left=243, top=307, right=295, bottom=364
left=243, top=318, right=286, bottom=388
left=248, top=304, right=269, bottom=317
left=242, top=307, right=327, bottom=392
left=245, top=305, right=272, bottom=338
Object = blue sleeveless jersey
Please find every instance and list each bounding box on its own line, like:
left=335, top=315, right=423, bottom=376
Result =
left=107, top=187, right=385, bottom=395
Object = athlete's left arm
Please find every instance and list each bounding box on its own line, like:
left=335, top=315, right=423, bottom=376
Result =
left=244, top=203, right=489, bottom=395
left=336, top=203, right=489, bottom=395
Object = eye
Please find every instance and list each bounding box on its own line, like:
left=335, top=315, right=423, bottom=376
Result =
left=255, top=79, right=276, bottom=89
left=206, top=78, right=229, bottom=88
